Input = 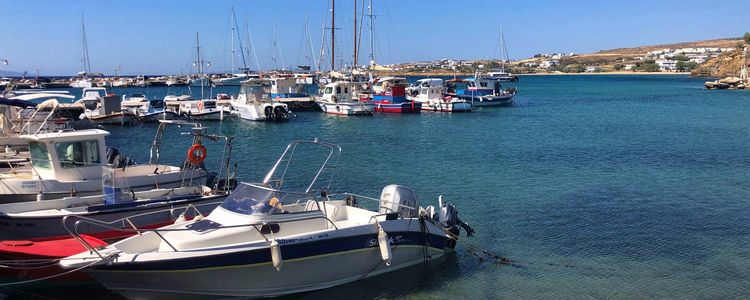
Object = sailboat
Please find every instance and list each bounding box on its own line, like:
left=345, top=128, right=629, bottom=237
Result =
left=70, top=14, right=94, bottom=88
left=180, top=33, right=235, bottom=121
left=486, top=24, right=519, bottom=82
left=213, top=8, right=256, bottom=86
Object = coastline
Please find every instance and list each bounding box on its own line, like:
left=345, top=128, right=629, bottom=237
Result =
left=373, top=71, right=691, bottom=77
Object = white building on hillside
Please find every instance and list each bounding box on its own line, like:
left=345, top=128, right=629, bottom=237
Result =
left=656, top=59, right=678, bottom=71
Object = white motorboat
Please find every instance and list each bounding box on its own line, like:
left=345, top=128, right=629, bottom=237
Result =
left=0, top=185, right=222, bottom=240
left=61, top=140, right=475, bottom=298
left=0, top=121, right=236, bottom=240
left=0, top=125, right=208, bottom=203
left=230, top=78, right=291, bottom=121
left=317, top=81, right=375, bottom=115
left=75, top=87, right=138, bottom=125
left=447, top=75, right=516, bottom=107
left=120, top=93, right=148, bottom=108
left=121, top=94, right=177, bottom=122
left=178, top=99, right=234, bottom=121
left=407, top=78, right=472, bottom=112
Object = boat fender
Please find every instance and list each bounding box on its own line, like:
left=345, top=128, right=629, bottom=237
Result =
left=197, top=100, right=205, bottom=112
left=270, top=239, right=282, bottom=271
left=194, top=215, right=204, bottom=222
left=378, top=226, right=392, bottom=266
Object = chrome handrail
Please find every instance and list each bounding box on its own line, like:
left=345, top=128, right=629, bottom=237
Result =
left=62, top=198, right=341, bottom=257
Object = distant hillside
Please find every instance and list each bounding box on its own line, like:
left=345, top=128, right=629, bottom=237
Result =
left=509, top=37, right=745, bottom=74
left=0, top=70, right=23, bottom=77
left=589, top=38, right=742, bottom=56
left=691, top=47, right=747, bottom=78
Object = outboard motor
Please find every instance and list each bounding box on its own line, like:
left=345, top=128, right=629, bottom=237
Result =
left=264, top=106, right=274, bottom=119
left=378, top=185, right=418, bottom=218
left=435, top=196, right=475, bottom=248
left=273, top=105, right=287, bottom=120
left=106, top=147, right=120, bottom=165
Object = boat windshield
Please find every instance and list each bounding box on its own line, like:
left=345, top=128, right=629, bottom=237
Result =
left=220, top=183, right=315, bottom=216
left=150, top=100, right=164, bottom=109
left=29, top=141, right=51, bottom=169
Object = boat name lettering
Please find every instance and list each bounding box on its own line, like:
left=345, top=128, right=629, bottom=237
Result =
left=21, top=181, right=38, bottom=189
left=278, top=233, right=329, bottom=245
left=368, top=235, right=406, bottom=246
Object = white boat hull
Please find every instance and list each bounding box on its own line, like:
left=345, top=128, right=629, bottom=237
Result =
left=417, top=100, right=473, bottom=112
left=0, top=165, right=207, bottom=203
left=232, top=102, right=290, bottom=121
left=317, top=102, right=375, bottom=115
left=90, top=245, right=445, bottom=299
left=77, top=217, right=451, bottom=298
left=0, top=190, right=224, bottom=240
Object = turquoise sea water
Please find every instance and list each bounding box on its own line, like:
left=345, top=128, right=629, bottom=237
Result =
left=2, top=75, right=749, bottom=299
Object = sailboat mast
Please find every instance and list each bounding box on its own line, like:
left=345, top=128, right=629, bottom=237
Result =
left=500, top=24, right=509, bottom=73
left=353, top=0, right=357, bottom=68
left=232, top=8, right=248, bottom=73
left=230, top=9, right=235, bottom=73
left=81, top=13, right=91, bottom=74
left=305, top=13, right=318, bottom=71
left=196, top=32, right=204, bottom=99
left=331, top=0, right=335, bottom=70
left=368, top=0, right=374, bottom=67
left=245, top=20, right=261, bottom=72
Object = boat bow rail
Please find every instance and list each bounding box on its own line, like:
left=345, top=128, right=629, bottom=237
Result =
left=60, top=199, right=225, bottom=257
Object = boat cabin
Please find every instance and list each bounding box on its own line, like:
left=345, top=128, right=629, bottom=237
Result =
left=408, top=78, right=445, bottom=100
left=238, top=79, right=273, bottom=105
left=76, top=87, right=121, bottom=115
left=321, top=81, right=355, bottom=103
left=21, top=129, right=109, bottom=181
left=269, top=77, right=302, bottom=97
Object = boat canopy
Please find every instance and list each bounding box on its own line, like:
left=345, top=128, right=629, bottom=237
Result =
left=0, top=97, right=37, bottom=108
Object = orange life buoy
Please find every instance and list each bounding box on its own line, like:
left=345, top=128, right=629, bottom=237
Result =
left=187, top=144, right=207, bottom=166
left=197, top=101, right=205, bottom=111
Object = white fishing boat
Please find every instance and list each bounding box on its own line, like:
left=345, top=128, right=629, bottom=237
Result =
left=230, top=78, right=291, bottom=121
left=317, top=81, right=375, bottom=115
left=61, top=139, right=475, bottom=298
left=0, top=125, right=208, bottom=203
left=75, top=87, right=138, bottom=125
left=407, top=78, right=472, bottom=112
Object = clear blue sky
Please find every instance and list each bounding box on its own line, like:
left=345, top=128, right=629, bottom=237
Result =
left=0, top=0, right=745, bottom=75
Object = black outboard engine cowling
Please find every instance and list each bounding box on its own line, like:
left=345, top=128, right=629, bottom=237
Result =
left=273, top=106, right=287, bottom=120
left=264, top=106, right=274, bottom=119
left=435, top=196, right=475, bottom=249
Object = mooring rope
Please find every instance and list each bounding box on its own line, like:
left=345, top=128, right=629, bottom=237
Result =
left=0, top=255, right=111, bottom=287
left=425, top=218, right=516, bottom=266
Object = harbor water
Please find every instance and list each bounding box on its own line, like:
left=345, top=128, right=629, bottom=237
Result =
left=2, top=74, right=749, bottom=299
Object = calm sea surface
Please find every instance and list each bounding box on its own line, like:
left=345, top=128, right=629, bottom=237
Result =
left=2, top=75, right=749, bottom=299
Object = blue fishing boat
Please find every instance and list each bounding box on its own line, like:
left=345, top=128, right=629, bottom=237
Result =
left=447, top=74, right=516, bottom=107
